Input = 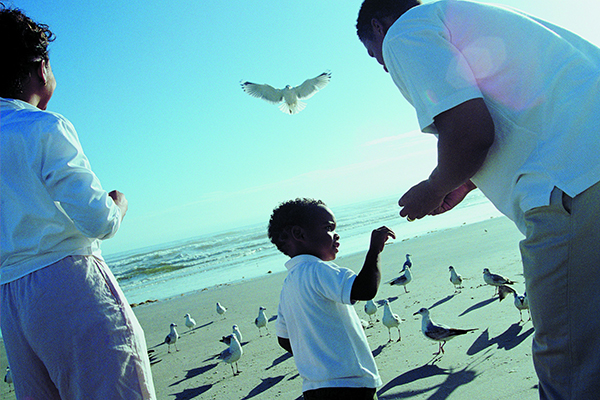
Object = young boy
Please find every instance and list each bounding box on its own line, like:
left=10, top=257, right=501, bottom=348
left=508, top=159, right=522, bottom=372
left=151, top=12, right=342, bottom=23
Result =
left=268, top=198, right=395, bottom=400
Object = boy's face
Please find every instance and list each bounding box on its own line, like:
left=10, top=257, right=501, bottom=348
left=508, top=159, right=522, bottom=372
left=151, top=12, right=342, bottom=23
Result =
left=299, top=205, right=340, bottom=261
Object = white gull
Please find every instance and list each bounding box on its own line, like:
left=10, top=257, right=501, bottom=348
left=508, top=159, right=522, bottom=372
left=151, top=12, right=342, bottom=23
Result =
left=449, top=266, right=463, bottom=293
left=413, top=307, right=477, bottom=355
left=483, top=268, right=515, bottom=296
left=184, top=313, right=196, bottom=330
left=382, top=300, right=402, bottom=342
left=219, top=334, right=243, bottom=376
left=255, top=306, right=269, bottom=336
left=241, top=71, right=331, bottom=114
left=164, top=323, right=179, bottom=353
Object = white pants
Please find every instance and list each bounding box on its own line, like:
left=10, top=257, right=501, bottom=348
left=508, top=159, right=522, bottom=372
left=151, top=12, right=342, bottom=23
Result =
left=520, top=182, right=600, bottom=400
left=1, top=256, right=156, bottom=399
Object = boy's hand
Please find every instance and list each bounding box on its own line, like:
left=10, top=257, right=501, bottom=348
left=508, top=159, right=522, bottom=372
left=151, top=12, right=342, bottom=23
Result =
left=370, top=226, right=396, bottom=254
left=352, top=226, right=396, bottom=301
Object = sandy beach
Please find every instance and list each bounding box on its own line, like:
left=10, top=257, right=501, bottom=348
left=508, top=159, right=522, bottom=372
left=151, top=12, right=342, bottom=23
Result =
left=0, top=216, right=539, bottom=400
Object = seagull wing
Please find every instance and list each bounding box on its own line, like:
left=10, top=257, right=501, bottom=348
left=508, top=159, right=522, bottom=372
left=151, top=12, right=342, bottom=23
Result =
left=498, top=285, right=515, bottom=301
left=219, top=347, right=233, bottom=362
left=390, top=274, right=407, bottom=286
left=447, top=327, right=478, bottom=338
left=425, top=324, right=451, bottom=341
left=241, top=81, right=284, bottom=104
left=293, top=71, right=331, bottom=99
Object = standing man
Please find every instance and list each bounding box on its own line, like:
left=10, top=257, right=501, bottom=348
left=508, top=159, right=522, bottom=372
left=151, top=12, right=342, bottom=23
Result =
left=356, top=1, right=600, bottom=399
left=1, top=4, right=156, bottom=399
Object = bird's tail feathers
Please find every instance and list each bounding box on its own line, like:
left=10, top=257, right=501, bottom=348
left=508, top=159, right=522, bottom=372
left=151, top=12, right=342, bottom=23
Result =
left=498, top=284, right=516, bottom=301
left=451, top=327, right=478, bottom=335
left=279, top=101, right=306, bottom=115
left=279, top=101, right=305, bottom=114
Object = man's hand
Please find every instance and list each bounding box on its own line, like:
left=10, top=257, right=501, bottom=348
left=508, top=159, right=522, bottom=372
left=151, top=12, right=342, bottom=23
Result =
left=400, top=98, right=494, bottom=221
left=430, top=181, right=477, bottom=215
left=109, top=190, right=128, bottom=220
left=398, top=180, right=446, bottom=220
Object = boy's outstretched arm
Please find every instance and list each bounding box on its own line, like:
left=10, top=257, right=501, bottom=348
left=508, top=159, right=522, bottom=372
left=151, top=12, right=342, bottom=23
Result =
left=278, top=336, right=293, bottom=355
left=351, top=226, right=395, bottom=301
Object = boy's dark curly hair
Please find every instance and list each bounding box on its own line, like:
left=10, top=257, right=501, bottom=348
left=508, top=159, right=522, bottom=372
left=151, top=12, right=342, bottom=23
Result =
left=268, top=198, right=326, bottom=256
left=356, top=0, right=420, bottom=42
left=0, top=3, right=55, bottom=98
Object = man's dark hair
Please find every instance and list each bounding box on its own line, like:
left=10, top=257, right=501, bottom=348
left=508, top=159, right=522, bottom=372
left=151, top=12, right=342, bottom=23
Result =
left=0, top=3, right=55, bottom=97
left=356, top=0, right=421, bottom=42
left=268, top=198, right=326, bottom=256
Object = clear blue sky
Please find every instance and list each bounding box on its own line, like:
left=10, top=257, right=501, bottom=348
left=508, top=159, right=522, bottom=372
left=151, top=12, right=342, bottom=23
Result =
left=7, top=0, right=599, bottom=255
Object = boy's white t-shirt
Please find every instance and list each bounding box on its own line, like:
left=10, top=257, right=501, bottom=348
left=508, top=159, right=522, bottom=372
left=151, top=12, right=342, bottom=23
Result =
left=276, top=254, right=381, bottom=392
left=383, top=0, right=600, bottom=233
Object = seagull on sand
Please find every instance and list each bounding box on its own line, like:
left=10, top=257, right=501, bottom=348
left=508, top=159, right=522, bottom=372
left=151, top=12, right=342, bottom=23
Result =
left=413, top=307, right=477, bottom=356
left=255, top=306, right=269, bottom=336
left=232, top=324, right=243, bottom=343
left=165, top=323, right=179, bottom=353
left=483, top=268, right=515, bottom=296
left=499, top=285, right=531, bottom=322
left=390, top=264, right=412, bottom=293
left=382, top=300, right=403, bottom=342
left=219, top=334, right=243, bottom=376
left=216, top=302, right=227, bottom=318
left=4, top=366, right=12, bottom=392
left=184, top=313, right=196, bottom=330
left=403, top=254, right=413, bottom=270
left=449, top=266, right=463, bottom=292
left=364, top=299, right=378, bottom=324
left=240, top=71, right=331, bottom=114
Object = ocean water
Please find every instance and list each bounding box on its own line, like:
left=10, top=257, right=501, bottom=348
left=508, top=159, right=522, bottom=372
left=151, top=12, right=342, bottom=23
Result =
left=105, top=191, right=503, bottom=304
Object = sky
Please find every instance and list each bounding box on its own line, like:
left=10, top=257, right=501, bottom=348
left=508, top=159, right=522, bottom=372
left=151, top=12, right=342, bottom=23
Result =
left=7, top=0, right=600, bottom=256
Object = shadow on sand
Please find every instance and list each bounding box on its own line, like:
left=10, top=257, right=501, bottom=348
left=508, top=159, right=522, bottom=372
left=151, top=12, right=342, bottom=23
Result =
left=468, top=323, right=534, bottom=355
left=265, top=352, right=293, bottom=370
left=169, top=363, right=219, bottom=387
left=377, top=362, right=478, bottom=399
left=458, top=297, right=497, bottom=316
left=170, top=384, right=212, bottom=400
left=241, top=375, right=287, bottom=399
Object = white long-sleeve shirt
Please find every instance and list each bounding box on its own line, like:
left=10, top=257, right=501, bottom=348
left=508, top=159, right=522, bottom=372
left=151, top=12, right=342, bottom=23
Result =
left=0, top=98, right=121, bottom=284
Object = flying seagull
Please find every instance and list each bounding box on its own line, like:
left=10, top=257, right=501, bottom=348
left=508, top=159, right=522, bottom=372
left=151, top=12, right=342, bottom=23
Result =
left=413, top=307, right=477, bottom=356
left=240, top=71, right=331, bottom=114
left=483, top=268, right=515, bottom=296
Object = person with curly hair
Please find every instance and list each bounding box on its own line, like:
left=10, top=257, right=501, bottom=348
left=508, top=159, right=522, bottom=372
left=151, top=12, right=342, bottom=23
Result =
left=268, top=198, right=395, bottom=400
left=0, top=4, right=156, bottom=398
left=356, top=1, right=600, bottom=399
